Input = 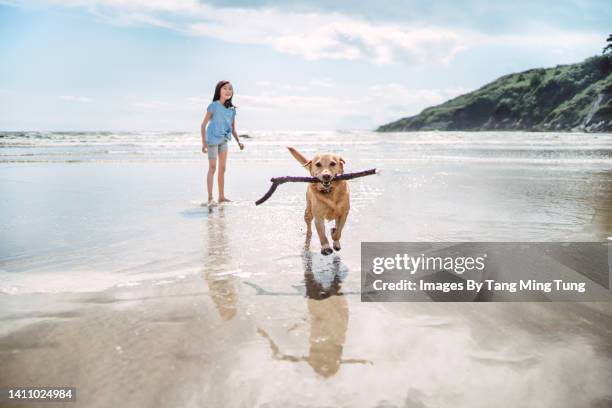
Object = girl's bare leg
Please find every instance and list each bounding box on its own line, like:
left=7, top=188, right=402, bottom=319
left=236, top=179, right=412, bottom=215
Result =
left=217, top=149, right=231, bottom=202
left=207, top=158, right=216, bottom=204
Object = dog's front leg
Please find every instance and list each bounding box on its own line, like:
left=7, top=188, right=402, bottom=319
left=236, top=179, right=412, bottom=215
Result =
left=304, top=202, right=313, bottom=249
left=314, top=217, right=332, bottom=255
left=331, top=213, right=348, bottom=251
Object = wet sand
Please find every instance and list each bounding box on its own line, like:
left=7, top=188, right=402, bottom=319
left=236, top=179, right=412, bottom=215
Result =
left=1, top=131, right=612, bottom=407
left=2, top=275, right=612, bottom=407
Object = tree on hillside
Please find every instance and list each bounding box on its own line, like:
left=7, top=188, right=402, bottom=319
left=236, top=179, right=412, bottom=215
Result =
left=603, top=34, right=612, bottom=54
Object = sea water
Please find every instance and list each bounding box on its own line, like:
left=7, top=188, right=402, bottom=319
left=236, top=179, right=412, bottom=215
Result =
left=1, top=130, right=611, bottom=294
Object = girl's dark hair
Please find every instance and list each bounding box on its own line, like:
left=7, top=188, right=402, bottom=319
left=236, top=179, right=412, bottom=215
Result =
left=212, top=80, right=236, bottom=108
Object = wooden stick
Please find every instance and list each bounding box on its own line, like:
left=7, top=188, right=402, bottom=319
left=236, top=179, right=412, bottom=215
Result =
left=255, top=168, right=377, bottom=206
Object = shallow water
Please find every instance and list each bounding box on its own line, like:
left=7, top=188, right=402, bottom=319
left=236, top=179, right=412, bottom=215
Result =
left=1, top=130, right=611, bottom=293
left=1, top=131, right=612, bottom=407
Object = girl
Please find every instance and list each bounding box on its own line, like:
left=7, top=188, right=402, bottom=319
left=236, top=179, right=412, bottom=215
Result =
left=201, top=80, right=244, bottom=205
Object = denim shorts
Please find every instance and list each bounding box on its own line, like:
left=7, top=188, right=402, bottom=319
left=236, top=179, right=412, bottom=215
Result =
left=207, top=141, right=228, bottom=160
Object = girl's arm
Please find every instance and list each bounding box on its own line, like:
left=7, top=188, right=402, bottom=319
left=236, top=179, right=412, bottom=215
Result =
left=201, top=111, right=212, bottom=153
left=231, top=120, right=244, bottom=150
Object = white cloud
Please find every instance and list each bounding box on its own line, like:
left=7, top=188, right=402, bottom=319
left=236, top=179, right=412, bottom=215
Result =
left=185, top=95, right=205, bottom=106
left=12, top=0, right=472, bottom=65
left=129, top=96, right=206, bottom=112
left=130, top=99, right=170, bottom=109
left=8, top=1, right=601, bottom=66
left=234, top=82, right=468, bottom=128
left=59, top=95, right=92, bottom=102
left=185, top=7, right=473, bottom=64
left=310, top=78, right=335, bottom=87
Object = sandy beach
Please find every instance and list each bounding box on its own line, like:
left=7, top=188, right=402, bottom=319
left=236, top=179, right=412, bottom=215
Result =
left=1, top=130, right=612, bottom=407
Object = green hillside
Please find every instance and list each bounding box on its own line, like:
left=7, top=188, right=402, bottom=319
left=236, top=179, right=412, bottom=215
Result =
left=377, top=55, right=612, bottom=132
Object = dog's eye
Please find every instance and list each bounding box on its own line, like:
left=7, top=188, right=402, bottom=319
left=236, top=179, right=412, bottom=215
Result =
left=330, top=162, right=336, bottom=166
left=315, top=162, right=322, bottom=167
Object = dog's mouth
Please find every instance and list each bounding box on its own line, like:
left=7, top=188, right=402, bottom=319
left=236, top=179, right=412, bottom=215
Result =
left=319, top=179, right=333, bottom=191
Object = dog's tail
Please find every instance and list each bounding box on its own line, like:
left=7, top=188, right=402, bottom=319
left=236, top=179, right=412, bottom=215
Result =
left=287, top=147, right=309, bottom=166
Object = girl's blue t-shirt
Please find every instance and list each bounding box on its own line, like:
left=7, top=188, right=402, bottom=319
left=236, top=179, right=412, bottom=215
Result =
left=206, top=101, right=236, bottom=145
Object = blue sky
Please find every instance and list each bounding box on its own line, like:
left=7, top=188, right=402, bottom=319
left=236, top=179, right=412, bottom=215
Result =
left=0, top=0, right=610, bottom=131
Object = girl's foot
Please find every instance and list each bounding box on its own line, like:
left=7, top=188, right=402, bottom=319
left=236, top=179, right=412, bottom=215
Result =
left=207, top=198, right=217, bottom=207
left=218, top=197, right=232, bottom=203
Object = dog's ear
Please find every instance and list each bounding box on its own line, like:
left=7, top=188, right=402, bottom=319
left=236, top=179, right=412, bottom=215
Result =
left=288, top=147, right=310, bottom=166
left=339, top=157, right=346, bottom=174
left=304, top=160, right=312, bottom=173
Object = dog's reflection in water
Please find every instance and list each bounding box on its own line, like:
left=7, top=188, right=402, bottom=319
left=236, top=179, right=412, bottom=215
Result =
left=203, top=207, right=237, bottom=321
left=258, top=251, right=371, bottom=378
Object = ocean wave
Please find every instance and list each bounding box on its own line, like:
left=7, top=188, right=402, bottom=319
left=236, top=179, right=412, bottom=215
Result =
left=2, top=131, right=611, bottom=167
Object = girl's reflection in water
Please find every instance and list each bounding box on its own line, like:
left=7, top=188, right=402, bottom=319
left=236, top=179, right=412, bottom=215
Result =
left=203, top=207, right=237, bottom=321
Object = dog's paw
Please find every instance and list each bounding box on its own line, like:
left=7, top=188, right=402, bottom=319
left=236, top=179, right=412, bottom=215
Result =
left=321, top=247, right=334, bottom=256
left=333, top=242, right=341, bottom=251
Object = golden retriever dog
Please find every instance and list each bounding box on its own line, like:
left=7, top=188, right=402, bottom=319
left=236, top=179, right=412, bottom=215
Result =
left=288, top=147, right=349, bottom=255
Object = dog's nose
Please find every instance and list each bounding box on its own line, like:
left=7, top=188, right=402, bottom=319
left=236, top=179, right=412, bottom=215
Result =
left=322, top=174, right=331, bottom=181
